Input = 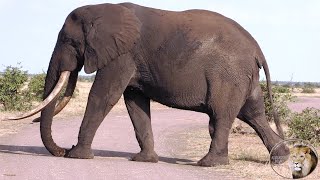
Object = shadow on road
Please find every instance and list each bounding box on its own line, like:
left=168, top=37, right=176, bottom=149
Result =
left=0, top=145, right=195, bottom=165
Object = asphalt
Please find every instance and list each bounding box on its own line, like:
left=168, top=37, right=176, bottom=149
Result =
left=0, top=109, right=241, bottom=180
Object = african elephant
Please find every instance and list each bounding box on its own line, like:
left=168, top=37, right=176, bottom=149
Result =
left=11, top=3, right=285, bottom=166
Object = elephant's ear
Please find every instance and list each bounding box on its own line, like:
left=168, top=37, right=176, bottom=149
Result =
left=83, top=5, right=141, bottom=74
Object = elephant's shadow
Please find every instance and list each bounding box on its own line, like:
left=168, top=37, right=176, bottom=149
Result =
left=0, top=144, right=195, bottom=165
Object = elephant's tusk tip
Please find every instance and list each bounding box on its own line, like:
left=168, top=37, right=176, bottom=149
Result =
left=2, top=114, right=25, bottom=121
left=32, top=117, right=41, bottom=123
left=0, top=117, right=9, bottom=121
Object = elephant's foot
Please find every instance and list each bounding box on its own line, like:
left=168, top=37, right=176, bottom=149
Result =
left=131, top=150, right=159, bottom=163
left=197, top=153, right=229, bottom=167
left=65, top=145, right=94, bottom=159
left=270, top=143, right=290, bottom=164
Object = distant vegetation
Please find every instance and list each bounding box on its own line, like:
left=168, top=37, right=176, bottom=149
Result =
left=78, top=75, right=95, bottom=82
left=301, top=82, right=316, bottom=93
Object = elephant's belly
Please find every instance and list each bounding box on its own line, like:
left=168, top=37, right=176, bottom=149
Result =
left=141, top=79, right=208, bottom=112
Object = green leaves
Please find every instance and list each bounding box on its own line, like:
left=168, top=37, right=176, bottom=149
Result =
left=0, top=64, right=32, bottom=111
left=260, top=82, right=320, bottom=145
left=28, top=73, right=46, bottom=101
left=260, top=82, right=295, bottom=123
left=287, top=108, right=320, bottom=145
left=0, top=64, right=79, bottom=112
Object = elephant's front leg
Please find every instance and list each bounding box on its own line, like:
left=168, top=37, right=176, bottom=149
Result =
left=66, top=55, right=136, bottom=159
left=124, top=89, right=159, bottom=162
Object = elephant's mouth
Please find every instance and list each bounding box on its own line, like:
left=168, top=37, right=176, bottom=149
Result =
left=7, top=71, right=71, bottom=120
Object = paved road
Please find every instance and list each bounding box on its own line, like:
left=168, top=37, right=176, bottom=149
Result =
left=288, top=96, right=320, bottom=112
left=0, top=109, right=240, bottom=180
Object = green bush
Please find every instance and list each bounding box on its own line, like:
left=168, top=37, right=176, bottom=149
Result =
left=0, top=65, right=33, bottom=111
left=0, top=64, right=79, bottom=112
left=28, top=73, right=79, bottom=101
left=294, top=82, right=302, bottom=88
left=78, top=75, right=95, bottom=82
left=273, top=85, right=291, bottom=93
left=28, top=73, right=46, bottom=101
left=301, top=88, right=316, bottom=93
left=301, top=83, right=316, bottom=93
left=287, top=108, right=320, bottom=145
left=260, top=83, right=294, bottom=123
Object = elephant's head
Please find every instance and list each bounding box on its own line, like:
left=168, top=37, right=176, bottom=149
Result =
left=56, top=4, right=141, bottom=74
left=9, top=4, right=141, bottom=156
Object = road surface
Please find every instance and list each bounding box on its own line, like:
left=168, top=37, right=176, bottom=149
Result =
left=0, top=109, right=241, bottom=180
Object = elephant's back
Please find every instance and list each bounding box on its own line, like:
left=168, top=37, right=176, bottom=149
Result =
left=124, top=3, right=260, bottom=54
left=124, top=3, right=263, bottom=75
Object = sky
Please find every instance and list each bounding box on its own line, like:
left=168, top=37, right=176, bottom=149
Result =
left=0, top=0, right=319, bottom=82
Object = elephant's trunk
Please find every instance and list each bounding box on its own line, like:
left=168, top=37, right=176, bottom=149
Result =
left=40, top=66, right=71, bottom=156
left=53, top=72, right=78, bottom=115
left=30, top=71, right=78, bottom=123
left=40, top=71, right=78, bottom=156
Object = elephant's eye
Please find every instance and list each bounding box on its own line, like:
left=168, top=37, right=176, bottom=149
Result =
left=60, top=33, right=70, bottom=43
left=61, top=33, right=80, bottom=48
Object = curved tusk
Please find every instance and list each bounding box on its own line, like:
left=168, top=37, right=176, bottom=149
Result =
left=32, top=96, right=72, bottom=122
left=54, top=96, right=72, bottom=116
left=6, top=71, right=71, bottom=120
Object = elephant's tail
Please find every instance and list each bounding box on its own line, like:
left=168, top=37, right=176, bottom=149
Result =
left=262, top=60, right=285, bottom=139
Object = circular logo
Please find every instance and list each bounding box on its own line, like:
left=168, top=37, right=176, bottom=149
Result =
left=270, top=139, right=318, bottom=179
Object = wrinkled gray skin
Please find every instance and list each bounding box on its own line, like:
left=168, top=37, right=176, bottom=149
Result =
left=41, top=3, right=285, bottom=166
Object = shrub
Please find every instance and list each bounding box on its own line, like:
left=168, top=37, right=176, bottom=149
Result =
left=294, top=82, right=302, bottom=88
left=301, top=88, right=316, bottom=93
left=301, top=83, right=316, bottom=93
left=0, top=64, right=33, bottom=111
left=0, top=65, right=79, bottom=112
left=28, top=73, right=46, bottom=101
left=28, top=73, right=79, bottom=101
left=78, top=75, right=95, bottom=82
left=287, top=108, right=320, bottom=145
left=282, top=83, right=292, bottom=89
left=260, top=82, right=294, bottom=123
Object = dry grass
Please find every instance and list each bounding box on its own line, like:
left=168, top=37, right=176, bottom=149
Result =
left=292, top=88, right=320, bottom=97
left=169, top=126, right=320, bottom=179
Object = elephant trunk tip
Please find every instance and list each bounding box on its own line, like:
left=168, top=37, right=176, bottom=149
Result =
left=41, top=132, right=67, bottom=157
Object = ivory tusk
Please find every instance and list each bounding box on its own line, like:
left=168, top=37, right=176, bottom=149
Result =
left=54, top=96, right=72, bottom=116
left=6, top=71, right=70, bottom=120
left=31, top=96, right=72, bottom=122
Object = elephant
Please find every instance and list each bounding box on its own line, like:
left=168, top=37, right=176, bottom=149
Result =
left=10, top=3, right=286, bottom=166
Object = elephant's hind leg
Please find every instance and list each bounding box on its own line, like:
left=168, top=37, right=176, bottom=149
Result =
left=124, top=89, right=158, bottom=163
left=237, top=86, right=285, bottom=154
left=197, top=81, right=245, bottom=166
left=197, top=111, right=236, bottom=167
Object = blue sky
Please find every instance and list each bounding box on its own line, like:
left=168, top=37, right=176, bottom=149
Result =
left=0, top=0, right=319, bottom=82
